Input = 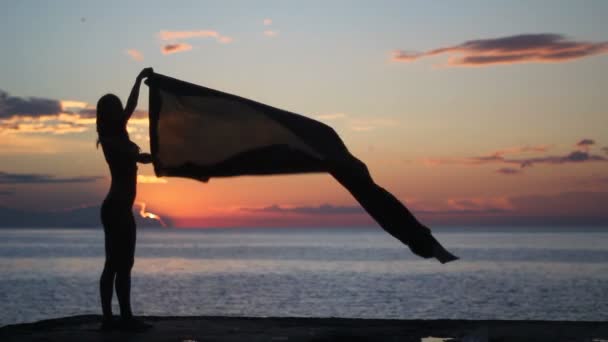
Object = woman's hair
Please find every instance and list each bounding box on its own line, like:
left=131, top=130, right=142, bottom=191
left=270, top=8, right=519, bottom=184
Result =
left=96, top=94, right=128, bottom=148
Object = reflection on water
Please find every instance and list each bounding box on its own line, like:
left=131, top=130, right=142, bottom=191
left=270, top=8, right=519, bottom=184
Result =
left=1, top=227, right=608, bottom=326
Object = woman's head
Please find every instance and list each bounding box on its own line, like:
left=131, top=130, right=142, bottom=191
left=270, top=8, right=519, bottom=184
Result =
left=96, top=94, right=127, bottom=139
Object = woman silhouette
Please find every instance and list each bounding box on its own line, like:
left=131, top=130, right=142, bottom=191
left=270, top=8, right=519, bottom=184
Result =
left=96, top=68, right=154, bottom=331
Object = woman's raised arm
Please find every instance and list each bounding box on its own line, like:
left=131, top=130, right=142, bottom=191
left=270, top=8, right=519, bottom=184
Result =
left=124, top=67, right=154, bottom=120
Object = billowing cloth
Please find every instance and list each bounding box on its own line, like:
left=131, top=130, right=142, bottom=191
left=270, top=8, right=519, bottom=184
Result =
left=146, top=73, right=345, bottom=180
left=145, top=73, right=457, bottom=262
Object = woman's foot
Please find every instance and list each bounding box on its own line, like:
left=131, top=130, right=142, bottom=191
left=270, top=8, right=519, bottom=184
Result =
left=117, top=317, right=153, bottom=332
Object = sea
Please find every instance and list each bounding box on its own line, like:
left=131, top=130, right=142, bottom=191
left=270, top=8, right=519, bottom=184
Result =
left=1, top=226, right=607, bottom=327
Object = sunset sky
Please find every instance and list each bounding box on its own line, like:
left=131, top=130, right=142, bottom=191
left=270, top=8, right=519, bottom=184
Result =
left=1, top=1, right=607, bottom=227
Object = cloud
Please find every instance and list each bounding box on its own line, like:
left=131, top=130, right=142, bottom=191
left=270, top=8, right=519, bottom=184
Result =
left=126, top=49, right=144, bottom=61
left=162, top=43, right=193, bottom=55
left=517, top=150, right=607, bottom=168
left=496, top=167, right=522, bottom=175
left=603, top=147, right=608, bottom=155
left=263, top=19, right=272, bottom=26
left=576, top=138, right=595, bottom=152
left=425, top=140, right=607, bottom=171
left=348, top=118, right=398, bottom=132
left=314, top=113, right=347, bottom=121
left=392, top=33, right=608, bottom=67
left=0, top=189, right=15, bottom=196
left=1, top=112, right=92, bottom=135
left=576, top=138, right=595, bottom=147
left=264, top=30, right=279, bottom=37
left=0, top=90, right=62, bottom=118
left=159, top=30, right=232, bottom=44
left=423, top=144, right=550, bottom=166
left=0, top=90, right=148, bottom=135
left=0, top=171, right=103, bottom=184
left=312, top=112, right=396, bottom=132
left=0, top=90, right=95, bottom=135
left=243, top=204, right=365, bottom=215
left=443, top=197, right=513, bottom=213
left=137, top=175, right=168, bottom=184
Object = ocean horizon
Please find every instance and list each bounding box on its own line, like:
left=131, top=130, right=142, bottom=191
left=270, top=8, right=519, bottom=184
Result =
left=1, top=226, right=607, bottom=327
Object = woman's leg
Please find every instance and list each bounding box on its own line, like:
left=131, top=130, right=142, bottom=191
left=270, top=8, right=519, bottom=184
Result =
left=100, top=204, right=116, bottom=321
left=115, top=267, right=133, bottom=318
left=99, top=259, right=116, bottom=319
left=114, top=212, right=136, bottom=319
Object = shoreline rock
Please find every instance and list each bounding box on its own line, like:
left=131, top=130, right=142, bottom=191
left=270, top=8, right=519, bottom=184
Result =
left=1, top=315, right=607, bottom=341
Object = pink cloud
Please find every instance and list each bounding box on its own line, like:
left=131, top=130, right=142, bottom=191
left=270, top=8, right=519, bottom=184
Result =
left=392, top=33, right=608, bottom=67
left=263, top=18, right=272, bottom=26
left=161, top=43, right=193, bottom=55
left=159, top=30, right=232, bottom=44
left=126, top=49, right=144, bottom=61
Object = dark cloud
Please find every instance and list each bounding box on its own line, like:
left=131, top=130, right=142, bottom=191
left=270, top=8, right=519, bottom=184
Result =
left=0, top=171, right=103, bottom=184
left=428, top=140, right=607, bottom=169
left=0, top=189, right=15, bottom=196
left=0, top=90, right=147, bottom=135
left=392, top=33, right=608, bottom=66
left=0, top=90, right=62, bottom=118
left=161, top=43, right=193, bottom=55
left=517, top=151, right=607, bottom=168
left=496, top=167, right=522, bottom=175
left=576, top=139, right=595, bottom=147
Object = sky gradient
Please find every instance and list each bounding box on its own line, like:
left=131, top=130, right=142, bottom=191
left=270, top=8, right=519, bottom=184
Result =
left=1, top=1, right=607, bottom=227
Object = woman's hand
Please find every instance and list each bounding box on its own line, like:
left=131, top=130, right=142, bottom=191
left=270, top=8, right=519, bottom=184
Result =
left=137, top=152, right=154, bottom=164
left=137, top=67, right=154, bottom=81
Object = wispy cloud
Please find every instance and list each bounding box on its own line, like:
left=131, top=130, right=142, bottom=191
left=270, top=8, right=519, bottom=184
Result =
left=424, top=140, right=607, bottom=174
left=392, top=33, right=608, bottom=67
left=517, top=150, right=607, bottom=168
left=349, top=118, right=398, bottom=132
left=0, top=171, right=102, bottom=184
left=161, top=43, right=193, bottom=55
left=314, top=113, right=347, bottom=121
left=313, top=112, right=396, bottom=132
left=126, top=49, right=144, bottom=61
left=159, top=30, right=232, bottom=44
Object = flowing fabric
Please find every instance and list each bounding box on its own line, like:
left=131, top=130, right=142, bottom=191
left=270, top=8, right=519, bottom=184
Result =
left=145, top=73, right=457, bottom=262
